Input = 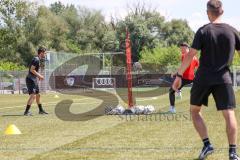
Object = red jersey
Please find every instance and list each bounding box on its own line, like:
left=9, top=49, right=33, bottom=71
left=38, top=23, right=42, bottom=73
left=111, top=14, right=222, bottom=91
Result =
left=181, top=53, right=199, bottom=80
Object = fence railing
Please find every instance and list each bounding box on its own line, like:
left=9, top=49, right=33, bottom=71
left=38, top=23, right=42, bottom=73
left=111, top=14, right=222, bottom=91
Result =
left=0, top=69, right=51, bottom=94
left=1, top=66, right=240, bottom=94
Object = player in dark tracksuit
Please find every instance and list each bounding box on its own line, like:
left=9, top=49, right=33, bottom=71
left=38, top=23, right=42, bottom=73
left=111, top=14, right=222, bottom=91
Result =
left=172, top=1, right=240, bottom=160
left=24, top=47, right=48, bottom=116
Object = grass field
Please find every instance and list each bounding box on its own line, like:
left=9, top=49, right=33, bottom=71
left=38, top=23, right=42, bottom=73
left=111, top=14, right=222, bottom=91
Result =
left=1, top=88, right=240, bottom=160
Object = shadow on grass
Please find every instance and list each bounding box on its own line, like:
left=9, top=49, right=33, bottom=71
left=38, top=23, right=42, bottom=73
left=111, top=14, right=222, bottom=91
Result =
left=2, top=114, right=25, bottom=117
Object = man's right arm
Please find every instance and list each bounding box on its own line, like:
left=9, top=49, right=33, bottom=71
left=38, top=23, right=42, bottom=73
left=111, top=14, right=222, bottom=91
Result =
left=30, top=65, right=44, bottom=80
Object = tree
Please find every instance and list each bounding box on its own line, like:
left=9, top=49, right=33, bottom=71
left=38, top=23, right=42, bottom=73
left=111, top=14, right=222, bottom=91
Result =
left=0, top=61, right=26, bottom=71
left=0, top=0, right=36, bottom=64
left=115, top=2, right=166, bottom=62
left=113, top=2, right=194, bottom=63
left=56, top=5, right=113, bottom=53
left=163, top=19, right=194, bottom=46
left=0, top=28, right=18, bottom=62
left=0, top=0, right=198, bottom=68
left=140, top=45, right=180, bottom=73
left=60, top=5, right=81, bottom=53
left=50, top=1, right=65, bottom=15
left=73, top=7, right=111, bottom=53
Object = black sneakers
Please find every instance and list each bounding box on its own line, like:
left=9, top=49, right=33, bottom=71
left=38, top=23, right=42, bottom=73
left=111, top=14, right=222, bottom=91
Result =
left=24, top=110, right=48, bottom=115
left=198, top=144, right=214, bottom=160
left=39, top=110, right=48, bottom=115
left=24, top=111, right=33, bottom=116
left=229, top=153, right=240, bottom=160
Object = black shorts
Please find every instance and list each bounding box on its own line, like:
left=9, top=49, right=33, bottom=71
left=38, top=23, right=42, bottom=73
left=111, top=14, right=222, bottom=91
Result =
left=26, top=77, right=39, bottom=95
left=190, top=83, right=235, bottom=110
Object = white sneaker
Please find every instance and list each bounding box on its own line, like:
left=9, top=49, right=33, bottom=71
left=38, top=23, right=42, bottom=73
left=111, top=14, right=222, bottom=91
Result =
left=176, top=90, right=182, bottom=99
left=169, top=106, right=176, bottom=113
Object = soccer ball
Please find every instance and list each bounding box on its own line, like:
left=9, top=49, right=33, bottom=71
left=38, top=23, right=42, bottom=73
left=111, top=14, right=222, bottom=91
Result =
left=115, top=105, right=125, bottom=114
left=106, top=105, right=125, bottom=115
left=143, top=105, right=155, bottom=114
left=132, top=105, right=145, bottom=114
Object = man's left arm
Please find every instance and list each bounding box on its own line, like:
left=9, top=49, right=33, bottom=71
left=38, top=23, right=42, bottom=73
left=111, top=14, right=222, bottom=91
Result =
left=172, top=48, right=198, bottom=91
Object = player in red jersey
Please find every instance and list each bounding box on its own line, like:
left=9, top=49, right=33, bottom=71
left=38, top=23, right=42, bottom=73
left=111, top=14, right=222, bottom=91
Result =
left=169, top=43, right=199, bottom=113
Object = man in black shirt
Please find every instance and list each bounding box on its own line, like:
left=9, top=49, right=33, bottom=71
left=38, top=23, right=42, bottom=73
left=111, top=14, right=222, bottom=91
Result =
left=172, top=0, right=240, bottom=160
left=24, top=47, right=48, bottom=116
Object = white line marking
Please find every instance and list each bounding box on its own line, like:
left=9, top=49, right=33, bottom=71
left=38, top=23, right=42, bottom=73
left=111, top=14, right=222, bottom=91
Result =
left=0, top=98, right=100, bottom=110
left=0, top=96, right=159, bottom=111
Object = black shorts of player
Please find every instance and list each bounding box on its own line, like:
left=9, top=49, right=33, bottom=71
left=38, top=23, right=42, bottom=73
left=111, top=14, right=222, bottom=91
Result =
left=26, top=77, right=39, bottom=95
left=190, top=83, right=236, bottom=110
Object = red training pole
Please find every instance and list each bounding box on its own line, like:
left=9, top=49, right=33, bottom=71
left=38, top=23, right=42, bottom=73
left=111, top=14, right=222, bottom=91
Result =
left=125, top=29, right=133, bottom=108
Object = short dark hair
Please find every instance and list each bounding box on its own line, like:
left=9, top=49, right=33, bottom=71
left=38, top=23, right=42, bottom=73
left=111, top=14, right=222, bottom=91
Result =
left=207, top=0, right=223, bottom=17
left=38, top=46, right=46, bottom=55
left=179, top=42, right=190, bottom=48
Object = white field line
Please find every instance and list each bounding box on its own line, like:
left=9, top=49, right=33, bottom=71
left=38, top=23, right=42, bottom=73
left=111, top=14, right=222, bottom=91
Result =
left=0, top=96, right=159, bottom=111
left=0, top=98, right=97, bottom=110
left=137, top=97, right=159, bottom=101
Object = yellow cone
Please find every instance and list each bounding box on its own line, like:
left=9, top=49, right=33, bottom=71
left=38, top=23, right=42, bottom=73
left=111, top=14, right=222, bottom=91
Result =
left=4, top=124, right=22, bottom=135
left=54, top=95, right=59, bottom=98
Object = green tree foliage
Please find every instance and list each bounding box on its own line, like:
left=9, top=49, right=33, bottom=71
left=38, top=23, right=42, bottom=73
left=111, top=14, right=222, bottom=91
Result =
left=0, top=28, right=18, bottom=62
left=163, top=19, right=194, bottom=46
left=232, top=51, right=240, bottom=66
left=35, top=6, right=69, bottom=51
left=75, top=7, right=106, bottom=52
left=140, top=45, right=180, bottom=73
left=60, top=5, right=81, bottom=53
left=114, top=2, right=193, bottom=62
left=0, top=61, right=26, bottom=71
left=51, top=4, right=116, bottom=53
left=0, top=0, right=194, bottom=66
left=115, top=3, right=166, bottom=62
left=0, top=0, right=215, bottom=69
left=0, top=0, right=34, bottom=64
left=50, top=1, right=65, bottom=15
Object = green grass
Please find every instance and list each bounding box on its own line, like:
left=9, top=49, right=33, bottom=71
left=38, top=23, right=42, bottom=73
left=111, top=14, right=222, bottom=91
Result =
left=0, top=88, right=240, bottom=160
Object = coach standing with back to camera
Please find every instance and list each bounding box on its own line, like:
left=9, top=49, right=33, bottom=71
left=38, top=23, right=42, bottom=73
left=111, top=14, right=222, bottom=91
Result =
left=172, top=0, right=240, bottom=159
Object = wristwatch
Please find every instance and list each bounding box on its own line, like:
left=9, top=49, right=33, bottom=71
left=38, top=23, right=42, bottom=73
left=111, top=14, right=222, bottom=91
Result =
left=176, top=72, right=183, bottom=79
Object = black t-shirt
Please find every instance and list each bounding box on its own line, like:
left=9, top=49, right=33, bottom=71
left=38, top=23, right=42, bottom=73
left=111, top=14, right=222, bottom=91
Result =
left=191, top=23, right=240, bottom=85
left=27, top=56, right=40, bottom=80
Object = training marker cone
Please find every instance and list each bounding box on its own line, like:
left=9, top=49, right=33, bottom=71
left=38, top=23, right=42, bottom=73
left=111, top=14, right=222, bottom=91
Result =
left=4, top=124, right=22, bottom=135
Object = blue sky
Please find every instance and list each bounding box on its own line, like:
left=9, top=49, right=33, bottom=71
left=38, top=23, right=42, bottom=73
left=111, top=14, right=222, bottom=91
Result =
left=31, top=0, right=240, bottom=32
